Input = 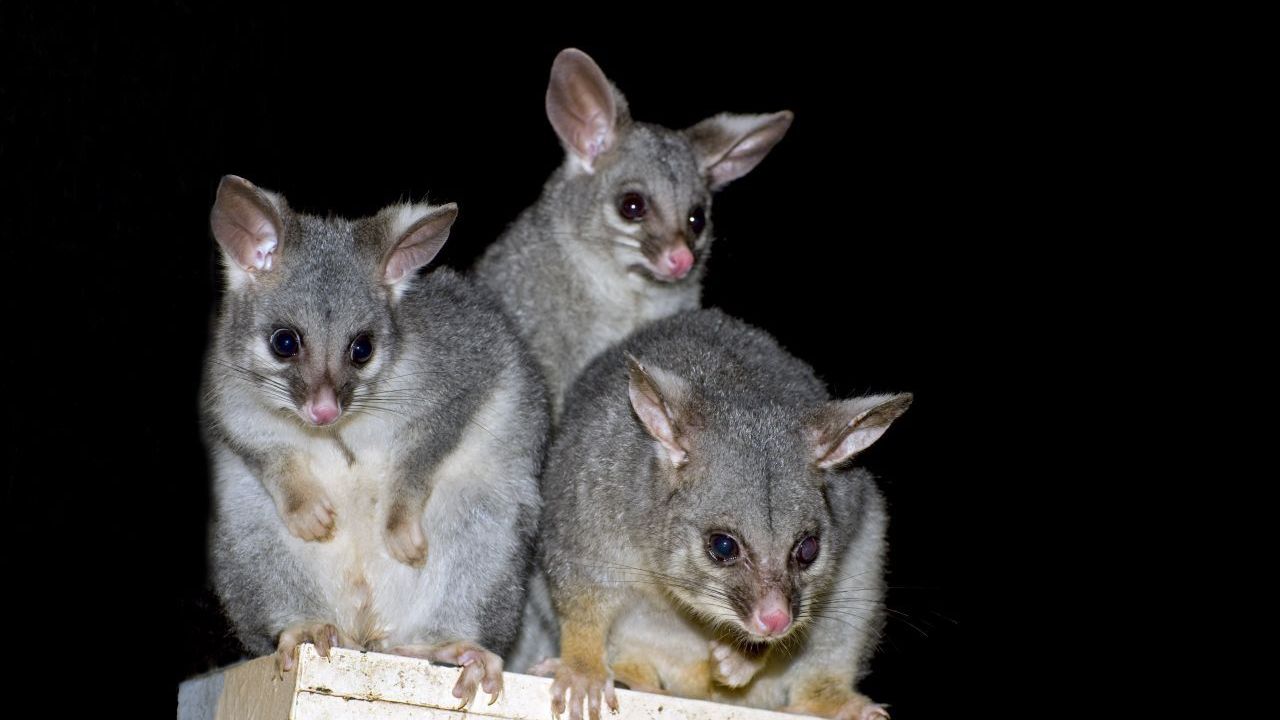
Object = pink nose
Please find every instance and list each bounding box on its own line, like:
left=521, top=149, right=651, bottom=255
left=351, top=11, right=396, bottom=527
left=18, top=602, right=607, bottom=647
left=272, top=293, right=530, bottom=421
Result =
left=305, top=386, right=340, bottom=426
left=663, top=246, right=694, bottom=279
left=756, top=608, right=791, bottom=635
left=309, top=403, right=339, bottom=425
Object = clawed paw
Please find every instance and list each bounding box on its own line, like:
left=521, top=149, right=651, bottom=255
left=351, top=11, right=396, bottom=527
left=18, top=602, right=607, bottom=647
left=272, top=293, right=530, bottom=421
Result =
left=550, top=663, right=618, bottom=720
left=390, top=641, right=503, bottom=708
left=838, top=700, right=890, bottom=720
left=830, top=694, right=890, bottom=720
left=709, top=639, right=766, bottom=689
left=384, top=508, right=428, bottom=567
left=863, top=705, right=890, bottom=720
left=282, top=493, right=336, bottom=542
left=274, top=622, right=339, bottom=677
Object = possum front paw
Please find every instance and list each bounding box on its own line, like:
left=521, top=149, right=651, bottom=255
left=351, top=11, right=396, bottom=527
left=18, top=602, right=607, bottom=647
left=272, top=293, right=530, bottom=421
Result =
left=709, top=639, right=766, bottom=689
left=384, top=501, right=428, bottom=567
left=275, top=621, right=340, bottom=676
left=831, top=696, right=890, bottom=720
left=551, top=661, right=618, bottom=720
left=390, top=641, right=503, bottom=708
left=785, top=684, right=889, bottom=720
left=276, top=486, right=336, bottom=542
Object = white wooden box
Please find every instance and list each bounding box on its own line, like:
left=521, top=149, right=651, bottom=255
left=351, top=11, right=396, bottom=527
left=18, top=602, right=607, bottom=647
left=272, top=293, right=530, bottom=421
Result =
left=179, top=645, right=816, bottom=720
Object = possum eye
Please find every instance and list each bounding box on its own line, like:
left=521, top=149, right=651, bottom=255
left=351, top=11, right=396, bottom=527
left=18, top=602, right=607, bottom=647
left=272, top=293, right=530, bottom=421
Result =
left=350, top=334, right=373, bottom=365
left=708, top=533, right=740, bottom=564
left=796, top=536, right=820, bottom=567
left=269, top=328, right=300, bottom=358
left=688, top=206, right=706, bottom=236
left=618, top=192, right=647, bottom=221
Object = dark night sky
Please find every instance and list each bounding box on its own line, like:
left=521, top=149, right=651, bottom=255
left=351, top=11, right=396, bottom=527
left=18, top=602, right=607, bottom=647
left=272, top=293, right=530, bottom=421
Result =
left=2, top=5, right=1045, bottom=716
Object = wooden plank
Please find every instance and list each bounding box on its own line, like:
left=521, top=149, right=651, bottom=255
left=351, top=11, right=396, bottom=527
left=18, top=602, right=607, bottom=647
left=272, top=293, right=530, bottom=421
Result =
left=293, top=693, right=462, bottom=719
left=218, top=656, right=297, bottom=720
left=180, top=644, right=817, bottom=720
left=178, top=654, right=297, bottom=720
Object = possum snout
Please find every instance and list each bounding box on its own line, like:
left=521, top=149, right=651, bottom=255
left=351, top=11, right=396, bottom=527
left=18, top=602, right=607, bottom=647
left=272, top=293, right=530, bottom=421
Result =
left=750, top=589, right=792, bottom=637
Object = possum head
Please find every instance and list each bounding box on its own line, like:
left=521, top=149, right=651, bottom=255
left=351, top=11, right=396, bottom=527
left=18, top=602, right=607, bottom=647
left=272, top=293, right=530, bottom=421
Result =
left=209, top=175, right=457, bottom=427
left=544, top=48, right=792, bottom=285
left=624, top=354, right=911, bottom=643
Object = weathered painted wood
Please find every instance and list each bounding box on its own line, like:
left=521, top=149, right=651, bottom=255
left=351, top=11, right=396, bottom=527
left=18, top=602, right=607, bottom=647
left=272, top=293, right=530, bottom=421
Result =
left=179, top=644, right=817, bottom=720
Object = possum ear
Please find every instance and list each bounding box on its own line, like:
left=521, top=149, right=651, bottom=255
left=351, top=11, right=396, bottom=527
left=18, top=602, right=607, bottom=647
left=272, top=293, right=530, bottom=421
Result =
left=625, top=353, right=695, bottom=468
left=684, top=111, right=793, bottom=191
left=210, top=175, right=288, bottom=287
left=380, top=202, right=458, bottom=293
left=808, top=394, right=912, bottom=470
left=546, top=48, right=622, bottom=173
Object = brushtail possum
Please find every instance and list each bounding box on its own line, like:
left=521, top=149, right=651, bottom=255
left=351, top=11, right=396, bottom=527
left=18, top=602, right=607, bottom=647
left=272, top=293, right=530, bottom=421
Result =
left=539, top=309, right=910, bottom=720
left=201, top=176, right=548, bottom=706
left=474, top=48, right=792, bottom=416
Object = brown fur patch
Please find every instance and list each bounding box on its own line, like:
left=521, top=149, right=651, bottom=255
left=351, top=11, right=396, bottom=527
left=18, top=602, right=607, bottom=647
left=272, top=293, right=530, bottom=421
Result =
left=269, top=454, right=335, bottom=541
left=789, top=675, right=858, bottom=716
left=610, top=658, right=664, bottom=694
left=558, top=597, right=611, bottom=676
left=343, top=571, right=387, bottom=650
left=663, top=658, right=713, bottom=699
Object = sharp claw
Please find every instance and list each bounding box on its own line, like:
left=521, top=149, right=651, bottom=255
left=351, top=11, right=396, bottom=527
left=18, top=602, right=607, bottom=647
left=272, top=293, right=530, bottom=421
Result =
left=606, top=686, right=619, bottom=714
left=589, top=691, right=603, bottom=720
left=316, top=627, right=335, bottom=657
left=454, top=659, right=485, bottom=709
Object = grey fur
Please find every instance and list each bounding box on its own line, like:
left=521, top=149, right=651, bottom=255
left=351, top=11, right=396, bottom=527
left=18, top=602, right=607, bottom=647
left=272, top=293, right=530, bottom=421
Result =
left=539, top=309, right=910, bottom=709
left=474, top=48, right=791, bottom=417
left=201, top=177, right=548, bottom=659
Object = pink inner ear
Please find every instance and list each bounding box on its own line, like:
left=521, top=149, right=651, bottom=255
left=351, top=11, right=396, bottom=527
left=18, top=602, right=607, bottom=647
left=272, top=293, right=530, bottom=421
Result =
left=816, top=427, right=881, bottom=469
left=384, top=245, right=430, bottom=284
left=812, top=394, right=912, bottom=469
left=695, top=112, right=793, bottom=191
left=383, top=206, right=456, bottom=285
left=547, top=50, right=616, bottom=164
left=626, top=359, right=688, bottom=467
left=629, top=381, right=674, bottom=441
left=211, top=180, right=281, bottom=273
left=575, top=110, right=611, bottom=161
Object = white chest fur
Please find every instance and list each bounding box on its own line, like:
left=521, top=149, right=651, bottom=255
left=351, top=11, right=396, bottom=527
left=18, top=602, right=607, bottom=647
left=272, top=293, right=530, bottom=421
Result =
left=285, top=416, right=424, bottom=649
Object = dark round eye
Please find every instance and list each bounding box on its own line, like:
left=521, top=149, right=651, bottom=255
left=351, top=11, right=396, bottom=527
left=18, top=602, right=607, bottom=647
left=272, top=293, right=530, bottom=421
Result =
left=796, top=536, right=820, bottom=567
left=688, top=206, right=706, bottom=236
left=708, top=533, right=740, bottom=563
left=269, top=328, right=300, bottom=358
left=618, top=192, right=647, bottom=221
left=350, top=334, right=373, bottom=365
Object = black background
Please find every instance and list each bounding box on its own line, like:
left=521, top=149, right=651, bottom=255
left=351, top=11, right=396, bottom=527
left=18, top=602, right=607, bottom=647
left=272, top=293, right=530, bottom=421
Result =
left=6, top=4, right=1013, bottom=716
